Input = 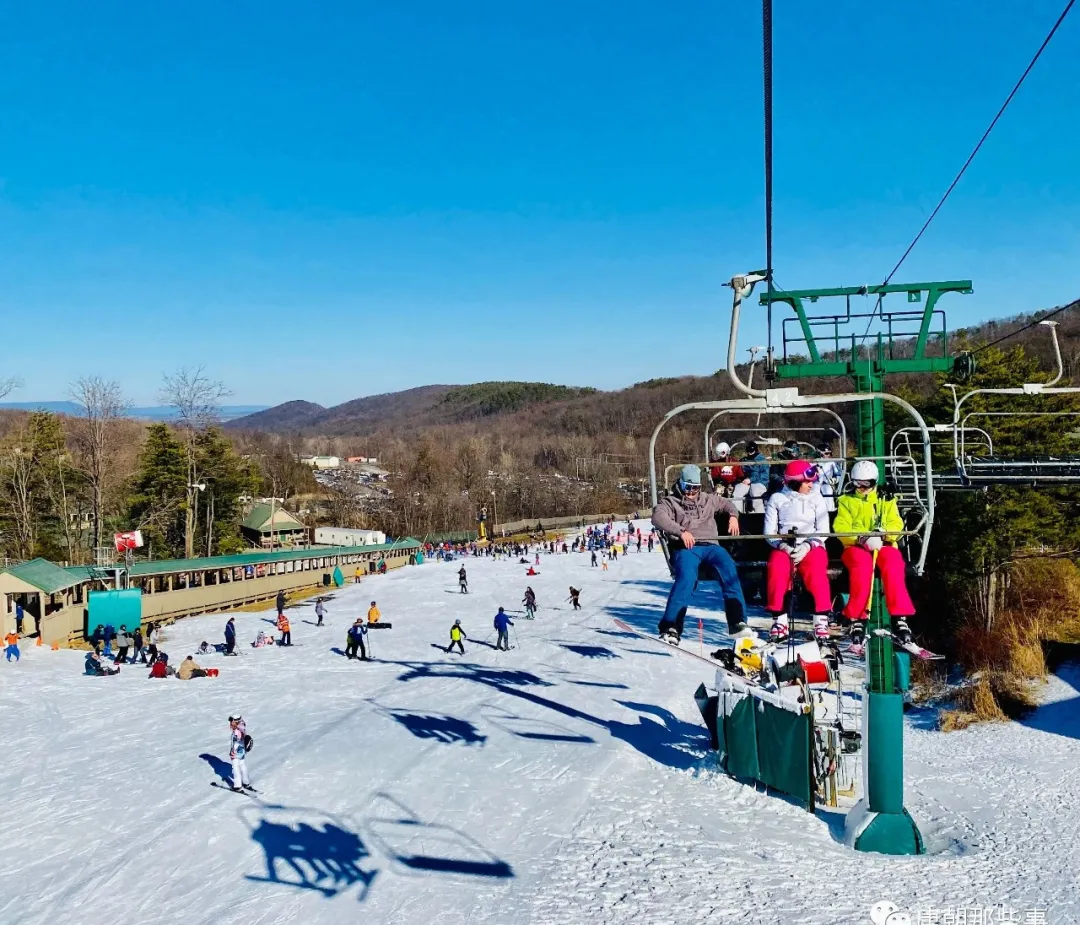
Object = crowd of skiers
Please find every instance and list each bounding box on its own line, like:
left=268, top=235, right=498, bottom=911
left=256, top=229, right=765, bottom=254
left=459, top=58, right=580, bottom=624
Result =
left=653, top=456, right=915, bottom=649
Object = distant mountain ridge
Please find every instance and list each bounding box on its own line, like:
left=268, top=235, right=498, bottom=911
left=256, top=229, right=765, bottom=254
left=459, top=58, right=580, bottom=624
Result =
left=0, top=402, right=269, bottom=422
left=225, top=382, right=599, bottom=435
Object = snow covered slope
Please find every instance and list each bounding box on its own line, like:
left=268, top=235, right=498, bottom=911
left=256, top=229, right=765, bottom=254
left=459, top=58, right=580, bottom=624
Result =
left=1, top=527, right=1077, bottom=924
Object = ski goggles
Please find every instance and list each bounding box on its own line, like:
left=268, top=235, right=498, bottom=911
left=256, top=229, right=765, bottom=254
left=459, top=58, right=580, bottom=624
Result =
left=680, top=482, right=702, bottom=495
left=852, top=479, right=876, bottom=490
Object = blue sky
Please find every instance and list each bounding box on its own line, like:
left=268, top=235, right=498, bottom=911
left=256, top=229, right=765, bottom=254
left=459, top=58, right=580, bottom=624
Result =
left=1, top=1, right=1078, bottom=407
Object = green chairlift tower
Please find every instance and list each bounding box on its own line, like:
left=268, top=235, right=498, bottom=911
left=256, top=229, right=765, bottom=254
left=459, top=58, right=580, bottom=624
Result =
left=760, top=280, right=973, bottom=854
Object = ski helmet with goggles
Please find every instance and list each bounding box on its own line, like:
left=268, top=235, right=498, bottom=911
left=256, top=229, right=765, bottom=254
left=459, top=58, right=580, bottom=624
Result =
left=783, top=460, right=818, bottom=482
left=714, top=441, right=730, bottom=456
left=781, top=439, right=801, bottom=458
left=229, top=714, right=242, bottom=723
left=850, top=460, right=878, bottom=483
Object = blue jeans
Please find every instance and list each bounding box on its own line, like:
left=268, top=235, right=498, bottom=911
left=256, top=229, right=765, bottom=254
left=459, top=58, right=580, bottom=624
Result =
left=661, top=544, right=747, bottom=636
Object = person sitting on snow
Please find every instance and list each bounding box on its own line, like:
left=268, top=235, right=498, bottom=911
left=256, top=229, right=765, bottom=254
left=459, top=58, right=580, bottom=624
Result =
left=178, top=655, right=208, bottom=680
left=833, top=459, right=916, bottom=647
left=651, top=464, right=748, bottom=644
left=763, top=460, right=833, bottom=643
left=85, top=650, right=119, bottom=676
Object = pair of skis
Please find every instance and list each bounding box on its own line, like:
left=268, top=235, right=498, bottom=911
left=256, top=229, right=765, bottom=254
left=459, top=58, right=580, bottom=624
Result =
left=210, top=782, right=260, bottom=797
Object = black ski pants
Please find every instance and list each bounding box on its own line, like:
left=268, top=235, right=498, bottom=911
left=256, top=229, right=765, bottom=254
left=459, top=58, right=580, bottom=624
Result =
left=448, top=638, right=465, bottom=654
left=346, top=638, right=367, bottom=659
left=280, top=631, right=291, bottom=646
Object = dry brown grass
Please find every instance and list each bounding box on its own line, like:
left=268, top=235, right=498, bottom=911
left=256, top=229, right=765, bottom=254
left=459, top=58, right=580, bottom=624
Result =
left=941, top=558, right=1080, bottom=729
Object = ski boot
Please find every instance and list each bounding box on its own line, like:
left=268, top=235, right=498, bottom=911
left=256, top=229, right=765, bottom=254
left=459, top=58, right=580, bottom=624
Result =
left=727, top=621, right=755, bottom=640
left=813, top=614, right=831, bottom=644
left=767, top=616, right=790, bottom=643
left=893, top=617, right=913, bottom=646
left=847, top=620, right=867, bottom=648
left=663, top=628, right=681, bottom=646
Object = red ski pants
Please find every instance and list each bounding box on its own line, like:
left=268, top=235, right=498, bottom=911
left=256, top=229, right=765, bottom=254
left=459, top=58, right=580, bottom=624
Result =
left=766, top=545, right=832, bottom=614
left=841, top=544, right=915, bottom=620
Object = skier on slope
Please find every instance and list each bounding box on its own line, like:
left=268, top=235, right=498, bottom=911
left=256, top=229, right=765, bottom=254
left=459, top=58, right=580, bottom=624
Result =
left=224, top=617, right=237, bottom=655
left=346, top=619, right=369, bottom=661
left=315, top=599, right=326, bottom=627
left=228, top=715, right=254, bottom=793
left=447, top=619, right=467, bottom=655
left=652, top=464, right=750, bottom=644
left=590, top=550, right=598, bottom=567
left=494, top=608, right=514, bottom=651
left=522, top=587, right=537, bottom=619
left=458, top=566, right=468, bottom=594
left=833, top=459, right=915, bottom=647
left=568, top=587, right=581, bottom=610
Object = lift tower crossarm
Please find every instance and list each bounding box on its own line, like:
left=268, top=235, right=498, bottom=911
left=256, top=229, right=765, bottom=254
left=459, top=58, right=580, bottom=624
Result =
left=760, top=280, right=974, bottom=370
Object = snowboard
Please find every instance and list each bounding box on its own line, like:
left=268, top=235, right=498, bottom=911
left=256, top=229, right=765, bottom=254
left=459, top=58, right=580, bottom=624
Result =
left=367, top=622, right=393, bottom=629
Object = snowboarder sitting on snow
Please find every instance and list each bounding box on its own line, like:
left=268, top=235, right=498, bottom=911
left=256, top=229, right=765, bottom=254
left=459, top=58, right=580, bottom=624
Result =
left=568, top=587, right=581, bottom=610
left=228, top=715, right=253, bottom=793
left=252, top=631, right=271, bottom=648
left=494, top=608, right=514, bottom=650
left=148, top=657, right=170, bottom=679
left=346, top=619, right=369, bottom=660
left=448, top=619, right=467, bottom=655
left=832, top=459, right=915, bottom=647
left=197, top=640, right=214, bottom=655
left=652, top=464, right=749, bottom=644
left=178, top=655, right=208, bottom=680
left=84, top=650, right=119, bottom=676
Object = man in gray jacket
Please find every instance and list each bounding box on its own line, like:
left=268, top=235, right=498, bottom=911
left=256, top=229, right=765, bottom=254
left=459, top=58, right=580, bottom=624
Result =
left=652, top=464, right=750, bottom=643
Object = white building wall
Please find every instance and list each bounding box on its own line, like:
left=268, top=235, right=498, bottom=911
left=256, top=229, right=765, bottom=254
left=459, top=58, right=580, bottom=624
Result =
left=313, top=527, right=387, bottom=547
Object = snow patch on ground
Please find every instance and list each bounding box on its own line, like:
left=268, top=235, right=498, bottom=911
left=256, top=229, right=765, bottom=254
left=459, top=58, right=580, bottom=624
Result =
left=1, top=524, right=1077, bottom=924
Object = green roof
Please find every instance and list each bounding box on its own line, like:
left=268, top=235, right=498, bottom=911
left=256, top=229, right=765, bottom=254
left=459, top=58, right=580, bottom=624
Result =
left=65, top=538, right=422, bottom=580
left=3, top=558, right=87, bottom=594
left=242, top=502, right=305, bottom=533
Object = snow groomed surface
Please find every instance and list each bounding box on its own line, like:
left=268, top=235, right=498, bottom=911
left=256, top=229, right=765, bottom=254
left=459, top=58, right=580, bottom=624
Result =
left=1, top=523, right=1077, bottom=924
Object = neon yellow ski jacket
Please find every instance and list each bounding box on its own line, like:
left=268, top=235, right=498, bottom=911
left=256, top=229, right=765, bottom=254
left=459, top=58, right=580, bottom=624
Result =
left=832, top=489, right=904, bottom=546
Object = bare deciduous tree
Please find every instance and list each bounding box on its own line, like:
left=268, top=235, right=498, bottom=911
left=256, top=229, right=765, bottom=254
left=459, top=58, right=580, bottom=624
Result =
left=0, top=377, right=21, bottom=402
left=70, top=377, right=128, bottom=553
left=159, top=367, right=231, bottom=558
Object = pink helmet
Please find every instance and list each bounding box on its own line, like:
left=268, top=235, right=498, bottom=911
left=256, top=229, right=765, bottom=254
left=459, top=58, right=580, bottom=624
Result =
left=783, top=460, right=818, bottom=482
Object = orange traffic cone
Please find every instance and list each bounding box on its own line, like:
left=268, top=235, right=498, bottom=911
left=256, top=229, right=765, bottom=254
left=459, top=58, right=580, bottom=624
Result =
left=36, top=636, right=42, bottom=647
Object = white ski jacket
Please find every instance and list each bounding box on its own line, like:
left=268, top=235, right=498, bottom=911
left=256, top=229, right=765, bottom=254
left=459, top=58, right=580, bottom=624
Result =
left=763, top=486, right=830, bottom=549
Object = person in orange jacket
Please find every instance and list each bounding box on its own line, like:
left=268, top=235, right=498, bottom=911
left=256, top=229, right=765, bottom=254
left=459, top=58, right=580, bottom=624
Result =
left=4, top=630, right=19, bottom=662
left=277, top=613, right=292, bottom=647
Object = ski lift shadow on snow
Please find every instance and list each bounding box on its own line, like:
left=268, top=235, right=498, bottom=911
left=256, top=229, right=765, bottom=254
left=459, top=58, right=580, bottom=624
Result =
left=238, top=802, right=377, bottom=901
left=363, top=793, right=514, bottom=880
left=557, top=643, right=621, bottom=660
left=377, top=706, right=488, bottom=746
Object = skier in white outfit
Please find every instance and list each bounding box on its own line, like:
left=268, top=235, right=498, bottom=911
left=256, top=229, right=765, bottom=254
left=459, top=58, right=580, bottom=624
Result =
left=816, top=444, right=843, bottom=512
left=229, top=715, right=252, bottom=792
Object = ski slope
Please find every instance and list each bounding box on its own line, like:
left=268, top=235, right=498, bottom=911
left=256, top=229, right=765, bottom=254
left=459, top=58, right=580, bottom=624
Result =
left=2, top=526, right=1078, bottom=925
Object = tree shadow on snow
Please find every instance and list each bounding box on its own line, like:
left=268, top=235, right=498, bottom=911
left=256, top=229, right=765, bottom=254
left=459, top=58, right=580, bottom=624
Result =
left=199, top=752, right=233, bottom=784
left=387, top=711, right=487, bottom=746
left=243, top=806, right=377, bottom=901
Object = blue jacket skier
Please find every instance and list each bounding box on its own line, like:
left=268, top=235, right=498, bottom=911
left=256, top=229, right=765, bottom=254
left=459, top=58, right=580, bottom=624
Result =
left=494, top=608, right=514, bottom=651
left=346, top=620, right=369, bottom=660
left=224, top=618, right=236, bottom=655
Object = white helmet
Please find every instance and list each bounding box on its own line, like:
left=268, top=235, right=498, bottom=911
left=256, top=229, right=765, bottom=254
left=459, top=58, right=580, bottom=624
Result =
left=714, top=441, right=731, bottom=456
left=850, top=460, right=878, bottom=483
